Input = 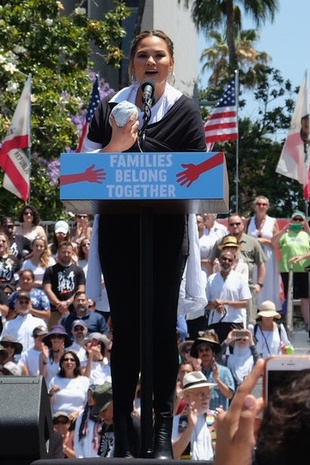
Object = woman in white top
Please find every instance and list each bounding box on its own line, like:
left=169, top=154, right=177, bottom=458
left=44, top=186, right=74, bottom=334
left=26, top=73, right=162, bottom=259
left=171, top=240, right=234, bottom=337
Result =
left=250, top=300, right=291, bottom=359
left=48, top=350, right=90, bottom=421
left=22, top=235, right=55, bottom=286
left=15, top=205, right=46, bottom=241
left=246, top=196, right=282, bottom=310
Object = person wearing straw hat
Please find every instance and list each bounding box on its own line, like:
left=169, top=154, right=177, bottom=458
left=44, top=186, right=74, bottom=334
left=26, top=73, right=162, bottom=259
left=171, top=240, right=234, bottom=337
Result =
left=190, top=330, right=235, bottom=411
left=207, top=214, right=267, bottom=325
left=251, top=300, right=291, bottom=359
left=217, top=235, right=249, bottom=280
left=172, top=371, right=216, bottom=460
left=205, top=250, right=252, bottom=344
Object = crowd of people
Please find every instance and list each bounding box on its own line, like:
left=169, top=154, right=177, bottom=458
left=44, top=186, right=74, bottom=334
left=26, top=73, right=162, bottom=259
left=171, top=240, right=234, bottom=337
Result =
left=0, top=198, right=308, bottom=460
left=0, top=27, right=309, bottom=462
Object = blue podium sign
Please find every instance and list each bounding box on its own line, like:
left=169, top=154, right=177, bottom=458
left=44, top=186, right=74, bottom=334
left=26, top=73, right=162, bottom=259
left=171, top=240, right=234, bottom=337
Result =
left=60, top=151, right=229, bottom=214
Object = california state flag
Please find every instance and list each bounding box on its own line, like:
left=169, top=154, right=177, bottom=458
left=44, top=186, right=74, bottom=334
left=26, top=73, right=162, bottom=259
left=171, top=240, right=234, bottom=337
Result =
left=276, top=71, right=310, bottom=200
left=0, top=76, right=31, bottom=202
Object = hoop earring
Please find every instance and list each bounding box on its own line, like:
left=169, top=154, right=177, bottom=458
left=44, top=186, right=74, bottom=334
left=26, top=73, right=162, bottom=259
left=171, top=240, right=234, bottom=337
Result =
left=131, top=74, right=139, bottom=87
left=167, top=71, right=175, bottom=86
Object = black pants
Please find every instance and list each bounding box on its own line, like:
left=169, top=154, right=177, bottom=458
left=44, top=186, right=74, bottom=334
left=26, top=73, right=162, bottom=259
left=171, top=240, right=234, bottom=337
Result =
left=99, top=213, right=188, bottom=418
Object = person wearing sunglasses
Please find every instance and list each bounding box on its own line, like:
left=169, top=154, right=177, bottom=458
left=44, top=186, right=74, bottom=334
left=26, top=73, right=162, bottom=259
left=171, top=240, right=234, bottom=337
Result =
left=0, top=334, right=27, bottom=375
left=15, top=204, right=46, bottom=242
left=208, top=214, right=267, bottom=325
left=1, top=216, right=32, bottom=262
left=71, top=214, right=92, bottom=246
left=271, top=210, right=310, bottom=332
left=246, top=196, right=282, bottom=312
left=205, top=251, right=252, bottom=345
left=48, top=351, right=89, bottom=424
left=40, top=324, right=72, bottom=387
left=1, top=290, right=46, bottom=353
left=52, top=411, right=75, bottom=459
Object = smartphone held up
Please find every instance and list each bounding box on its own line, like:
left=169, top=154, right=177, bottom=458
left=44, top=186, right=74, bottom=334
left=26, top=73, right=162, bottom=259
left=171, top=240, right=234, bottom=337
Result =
left=263, top=355, right=310, bottom=402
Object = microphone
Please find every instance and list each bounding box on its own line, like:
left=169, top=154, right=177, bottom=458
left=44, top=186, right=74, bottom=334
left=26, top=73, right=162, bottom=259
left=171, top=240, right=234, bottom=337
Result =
left=141, top=79, right=156, bottom=107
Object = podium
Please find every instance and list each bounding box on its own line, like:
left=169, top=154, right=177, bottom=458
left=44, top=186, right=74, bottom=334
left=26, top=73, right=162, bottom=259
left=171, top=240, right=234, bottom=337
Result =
left=60, top=151, right=229, bottom=457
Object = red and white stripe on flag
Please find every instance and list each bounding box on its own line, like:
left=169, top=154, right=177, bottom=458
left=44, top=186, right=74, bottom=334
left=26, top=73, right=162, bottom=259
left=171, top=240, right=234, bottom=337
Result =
left=204, top=78, right=238, bottom=148
left=76, top=76, right=101, bottom=153
left=0, top=76, right=31, bottom=202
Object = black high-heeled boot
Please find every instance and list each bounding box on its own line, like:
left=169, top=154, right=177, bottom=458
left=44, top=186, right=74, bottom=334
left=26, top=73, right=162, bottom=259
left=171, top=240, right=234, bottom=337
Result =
left=113, top=415, right=135, bottom=458
left=153, top=412, right=174, bottom=459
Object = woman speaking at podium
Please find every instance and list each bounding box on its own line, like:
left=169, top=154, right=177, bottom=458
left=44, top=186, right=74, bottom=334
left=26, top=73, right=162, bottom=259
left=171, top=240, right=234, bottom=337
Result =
left=84, top=30, right=206, bottom=458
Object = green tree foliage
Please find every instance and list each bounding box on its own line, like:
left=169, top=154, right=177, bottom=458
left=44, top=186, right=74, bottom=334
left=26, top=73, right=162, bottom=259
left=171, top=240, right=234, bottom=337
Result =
left=211, top=68, right=305, bottom=217
left=0, top=0, right=129, bottom=219
left=180, top=0, right=278, bottom=74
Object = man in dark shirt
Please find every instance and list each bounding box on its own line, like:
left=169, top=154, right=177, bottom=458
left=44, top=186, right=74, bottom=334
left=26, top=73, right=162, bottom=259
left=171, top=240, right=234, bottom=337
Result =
left=1, top=217, right=31, bottom=261
left=42, top=241, right=85, bottom=328
left=61, top=291, right=109, bottom=337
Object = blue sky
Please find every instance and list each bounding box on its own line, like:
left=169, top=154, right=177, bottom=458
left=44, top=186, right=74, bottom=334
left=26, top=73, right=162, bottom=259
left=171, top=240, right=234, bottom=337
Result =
left=198, top=0, right=310, bottom=137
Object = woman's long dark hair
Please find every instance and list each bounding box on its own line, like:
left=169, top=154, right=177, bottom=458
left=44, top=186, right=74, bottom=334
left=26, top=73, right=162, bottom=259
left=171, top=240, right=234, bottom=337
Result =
left=58, top=351, right=81, bottom=378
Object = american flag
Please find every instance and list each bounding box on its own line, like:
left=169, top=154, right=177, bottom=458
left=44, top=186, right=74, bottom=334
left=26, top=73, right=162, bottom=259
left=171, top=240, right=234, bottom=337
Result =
left=76, top=75, right=101, bottom=152
left=204, top=77, right=238, bottom=150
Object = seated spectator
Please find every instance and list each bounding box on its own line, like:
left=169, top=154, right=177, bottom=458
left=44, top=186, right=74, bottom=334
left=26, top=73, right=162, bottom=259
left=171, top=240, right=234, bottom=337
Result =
left=48, top=351, right=90, bottom=422
left=250, top=300, right=291, bottom=359
left=40, top=324, right=72, bottom=387
left=42, top=241, right=85, bottom=328
left=173, top=361, right=194, bottom=415
left=9, top=269, right=51, bottom=321
left=1, top=291, right=46, bottom=352
left=0, top=334, right=27, bottom=374
left=74, top=384, right=104, bottom=458
left=81, top=333, right=112, bottom=385
left=61, top=291, right=109, bottom=337
left=67, top=319, right=88, bottom=362
left=22, top=236, right=55, bottom=286
left=49, top=221, right=76, bottom=262
left=190, top=331, right=235, bottom=410
left=71, top=213, right=92, bottom=246
left=0, top=360, right=22, bottom=375
left=221, top=328, right=260, bottom=388
left=15, top=204, right=46, bottom=241
left=53, top=411, right=76, bottom=459
left=1, top=216, right=31, bottom=261
left=0, top=231, right=20, bottom=287
left=172, top=371, right=216, bottom=460
left=20, top=325, right=48, bottom=376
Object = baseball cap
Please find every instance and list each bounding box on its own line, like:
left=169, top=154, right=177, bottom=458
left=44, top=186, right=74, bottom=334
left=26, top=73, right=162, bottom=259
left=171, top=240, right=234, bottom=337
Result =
left=54, top=221, right=69, bottom=234
left=32, top=326, right=48, bottom=338
left=91, top=382, right=113, bottom=415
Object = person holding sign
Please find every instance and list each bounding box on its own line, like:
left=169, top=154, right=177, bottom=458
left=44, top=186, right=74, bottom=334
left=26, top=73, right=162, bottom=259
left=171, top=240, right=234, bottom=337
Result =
left=83, top=30, right=206, bottom=458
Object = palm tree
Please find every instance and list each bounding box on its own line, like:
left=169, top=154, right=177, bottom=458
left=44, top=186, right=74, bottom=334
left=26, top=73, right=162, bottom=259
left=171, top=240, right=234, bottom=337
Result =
left=201, top=29, right=270, bottom=87
left=179, top=0, right=279, bottom=71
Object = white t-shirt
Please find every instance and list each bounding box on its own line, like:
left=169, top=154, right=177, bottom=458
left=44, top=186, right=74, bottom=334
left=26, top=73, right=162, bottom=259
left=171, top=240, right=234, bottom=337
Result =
left=49, top=375, right=90, bottom=415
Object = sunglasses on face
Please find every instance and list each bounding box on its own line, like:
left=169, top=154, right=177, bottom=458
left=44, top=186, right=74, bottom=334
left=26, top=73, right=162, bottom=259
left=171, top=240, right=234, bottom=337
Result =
left=63, top=358, right=75, bottom=362
left=221, top=256, right=234, bottom=263
left=229, top=222, right=241, bottom=226
left=53, top=418, right=69, bottom=425
left=73, top=326, right=85, bottom=331
left=1, top=342, right=15, bottom=349
left=292, top=217, right=303, bottom=222
left=24, top=211, right=34, bottom=216
left=77, top=215, right=87, bottom=219
left=50, top=335, right=64, bottom=339
left=256, top=202, right=267, bottom=206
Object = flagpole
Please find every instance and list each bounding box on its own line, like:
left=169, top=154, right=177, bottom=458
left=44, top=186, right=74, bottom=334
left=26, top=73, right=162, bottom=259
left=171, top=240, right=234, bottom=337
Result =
left=28, top=74, right=32, bottom=205
left=234, top=69, right=240, bottom=212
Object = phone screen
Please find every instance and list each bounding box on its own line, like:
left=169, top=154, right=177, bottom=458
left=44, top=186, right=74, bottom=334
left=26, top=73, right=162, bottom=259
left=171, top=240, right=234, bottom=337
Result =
left=264, top=356, right=310, bottom=402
